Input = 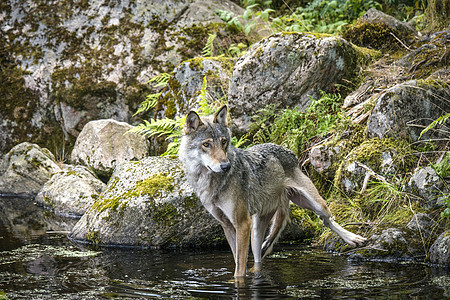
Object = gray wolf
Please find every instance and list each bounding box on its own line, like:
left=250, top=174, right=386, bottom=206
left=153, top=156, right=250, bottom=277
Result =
left=179, top=105, right=366, bottom=279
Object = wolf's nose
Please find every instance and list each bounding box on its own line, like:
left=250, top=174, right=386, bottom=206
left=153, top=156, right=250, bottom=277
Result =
left=220, top=162, right=231, bottom=172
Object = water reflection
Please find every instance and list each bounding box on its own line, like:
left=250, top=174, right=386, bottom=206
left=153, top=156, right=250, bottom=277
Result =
left=0, top=197, right=449, bottom=299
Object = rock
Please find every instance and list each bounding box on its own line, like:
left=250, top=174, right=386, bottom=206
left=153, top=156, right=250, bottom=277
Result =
left=343, top=8, right=417, bottom=51
left=429, top=231, right=450, bottom=266
left=361, top=8, right=417, bottom=37
left=35, top=165, right=106, bottom=217
left=0, top=142, right=61, bottom=197
left=336, top=138, right=415, bottom=196
left=346, top=227, right=423, bottom=262
left=406, top=213, right=436, bottom=239
left=0, top=197, right=77, bottom=245
left=228, top=32, right=374, bottom=134
left=156, top=57, right=235, bottom=119
left=397, top=30, right=450, bottom=82
left=405, top=167, right=448, bottom=209
left=0, top=0, right=246, bottom=157
left=69, top=156, right=225, bottom=249
left=310, top=143, right=343, bottom=179
left=366, top=80, right=450, bottom=142
left=71, top=119, right=150, bottom=181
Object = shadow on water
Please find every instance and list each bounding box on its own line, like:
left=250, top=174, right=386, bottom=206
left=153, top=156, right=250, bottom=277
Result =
left=1, top=197, right=449, bottom=299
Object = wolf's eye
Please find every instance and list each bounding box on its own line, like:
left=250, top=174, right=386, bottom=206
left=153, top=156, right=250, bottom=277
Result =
left=221, top=139, right=227, bottom=146
left=202, top=142, right=210, bottom=148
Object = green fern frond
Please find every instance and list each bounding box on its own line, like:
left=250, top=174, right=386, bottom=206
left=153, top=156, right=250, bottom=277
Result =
left=133, top=92, right=161, bottom=116
left=419, top=112, right=450, bottom=139
left=147, top=73, right=170, bottom=88
left=202, top=34, right=217, bottom=57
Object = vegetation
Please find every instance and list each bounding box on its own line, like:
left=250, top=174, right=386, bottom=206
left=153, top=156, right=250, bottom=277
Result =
left=219, top=0, right=426, bottom=36
left=246, top=92, right=347, bottom=157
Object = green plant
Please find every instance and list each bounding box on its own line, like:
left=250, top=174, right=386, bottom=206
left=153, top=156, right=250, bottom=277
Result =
left=216, top=3, right=274, bottom=35
left=430, top=152, right=450, bottom=218
left=419, top=112, right=450, bottom=140
left=128, top=76, right=231, bottom=156
left=247, top=92, right=347, bottom=156
left=133, top=73, right=170, bottom=116
left=202, top=33, right=217, bottom=57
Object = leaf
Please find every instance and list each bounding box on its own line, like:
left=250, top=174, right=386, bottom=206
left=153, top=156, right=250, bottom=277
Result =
left=419, top=112, right=450, bottom=139
left=147, top=73, right=170, bottom=88
left=202, top=33, right=216, bottom=57
left=133, top=92, right=160, bottom=116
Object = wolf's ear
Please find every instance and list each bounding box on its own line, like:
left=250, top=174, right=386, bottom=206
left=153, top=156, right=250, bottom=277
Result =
left=213, top=105, right=228, bottom=126
left=185, top=111, right=203, bottom=134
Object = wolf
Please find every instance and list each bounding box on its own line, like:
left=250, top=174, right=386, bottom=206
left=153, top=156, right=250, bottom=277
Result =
left=179, top=105, right=366, bottom=279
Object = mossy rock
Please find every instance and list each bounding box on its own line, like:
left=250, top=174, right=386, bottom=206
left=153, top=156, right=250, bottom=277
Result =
left=35, top=165, right=106, bottom=217
left=345, top=227, right=426, bottom=262
left=343, top=8, right=417, bottom=52
left=366, top=80, right=450, bottom=142
left=228, top=31, right=378, bottom=134
left=69, top=156, right=225, bottom=249
left=335, top=138, right=416, bottom=196
left=0, top=0, right=247, bottom=158
left=0, top=142, right=61, bottom=196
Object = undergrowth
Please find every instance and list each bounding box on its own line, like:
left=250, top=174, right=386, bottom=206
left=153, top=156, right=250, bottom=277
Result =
left=246, top=91, right=347, bottom=156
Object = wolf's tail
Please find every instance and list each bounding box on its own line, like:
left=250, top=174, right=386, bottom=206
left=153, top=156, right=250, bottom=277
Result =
left=261, top=192, right=291, bottom=259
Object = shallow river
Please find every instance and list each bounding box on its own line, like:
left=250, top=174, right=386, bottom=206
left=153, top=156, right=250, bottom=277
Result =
left=1, top=197, right=449, bottom=299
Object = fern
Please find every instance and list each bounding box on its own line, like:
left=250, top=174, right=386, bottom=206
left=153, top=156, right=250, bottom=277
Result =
left=419, top=112, right=450, bottom=140
left=147, top=73, right=170, bottom=88
left=202, top=34, right=217, bottom=57
left=129, top=75, right=224, bottom=156
left=247, top=92, right=345, bottom=156
left=126, top=118, right=178, bottom=138
left=133, top=92, right=160, bottom=116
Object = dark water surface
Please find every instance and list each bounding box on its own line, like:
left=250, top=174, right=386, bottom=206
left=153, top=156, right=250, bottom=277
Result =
left=1, top=197, right=449, bottom=299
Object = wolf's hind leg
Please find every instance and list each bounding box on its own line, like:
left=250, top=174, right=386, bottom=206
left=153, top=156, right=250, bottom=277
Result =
left=261, top=207, right=290, bottom=259
left=288, top=171, right=366, bottom=247
left=251, top=212, right=274, bottom=272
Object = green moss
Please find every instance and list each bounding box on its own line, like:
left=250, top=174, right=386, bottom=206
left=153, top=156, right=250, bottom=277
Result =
left=85, top=230, right=101, bottom=245
left=343, top=21, right=405, bottom=52
left=134, top=173, right=174, bottom=196
left=151, top=202, right=179, bottom=227
left=90, top=173, right=175, bottom=216
left=335, top=137, right=417, bottom=189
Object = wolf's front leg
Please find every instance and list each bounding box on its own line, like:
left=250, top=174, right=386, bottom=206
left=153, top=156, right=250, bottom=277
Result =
left=233, top=203, right=251, bottom=280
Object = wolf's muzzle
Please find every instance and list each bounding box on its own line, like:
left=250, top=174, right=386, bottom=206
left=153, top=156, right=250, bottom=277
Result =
left=220, top=162, right=231, bottom=172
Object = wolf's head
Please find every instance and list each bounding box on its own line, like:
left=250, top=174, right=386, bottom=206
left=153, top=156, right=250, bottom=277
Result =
left=179, top=105, right=232, bottom=173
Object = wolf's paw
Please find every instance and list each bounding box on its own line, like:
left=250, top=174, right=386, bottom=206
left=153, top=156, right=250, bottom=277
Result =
left=345, top=233, right=367, bottom=247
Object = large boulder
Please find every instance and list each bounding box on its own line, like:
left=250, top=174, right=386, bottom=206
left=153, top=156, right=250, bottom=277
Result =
left=71, top=119, right=150, bottom=181
left=35, top=165, right=106, bottom=217
left=366, top=80, right=450, bottom=142
left=429, top=231, right=450, bottom=266
left=0, top=0, right=245, bottom=157
left=69, top=156, right=225, bottom=249
left=156, top=57, right=235, bottom=120
left=228, top=32, right=375, bottom=134
left=0, top=142, right=61, bottom=197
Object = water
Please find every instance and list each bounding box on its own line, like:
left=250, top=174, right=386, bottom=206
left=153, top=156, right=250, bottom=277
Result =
left=1, top=197, right=449, bottom=299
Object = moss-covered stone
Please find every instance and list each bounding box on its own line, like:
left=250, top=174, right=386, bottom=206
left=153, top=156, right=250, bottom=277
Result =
left=69, top=156, right=225, bottom=249
left=335, top=138, right=417, bottom=195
